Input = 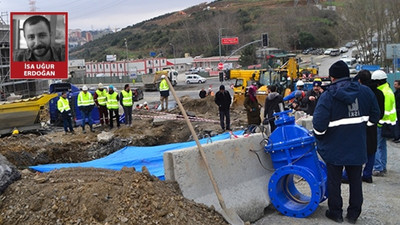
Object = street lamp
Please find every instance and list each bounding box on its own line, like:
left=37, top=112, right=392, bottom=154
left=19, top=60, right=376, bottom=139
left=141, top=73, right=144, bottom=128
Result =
left=169, top=43, right=176, bottom=70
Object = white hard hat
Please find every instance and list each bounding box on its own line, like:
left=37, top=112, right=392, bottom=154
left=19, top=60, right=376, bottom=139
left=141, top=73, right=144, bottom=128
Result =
left=82, top=85, right=88, bottom=91
left=371, top=70, right=387, bottom=80
left=296, top=80, right=304, bottom=86
left=161, top=75, right=166, bottom=79
left=144, top=101, right=148, bottom=105
left=98, top=83, right=104, bottom=88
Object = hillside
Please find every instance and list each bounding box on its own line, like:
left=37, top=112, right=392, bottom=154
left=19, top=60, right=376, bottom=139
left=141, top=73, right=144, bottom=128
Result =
left=69, top=0, right=352, bottom=62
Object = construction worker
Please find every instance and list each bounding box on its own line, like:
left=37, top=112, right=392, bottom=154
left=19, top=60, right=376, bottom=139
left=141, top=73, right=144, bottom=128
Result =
left=159, top=75, right=169, bottom=111
left=94, top=83, right=109, bottom=127
left=107, top=85, right=120, bottom=129
left=120, top=84, right=134, bottom=126
left=57, top=91, right=74, bottom=134
left=77, top=85, right=94, bottom=133
left=143, top=102, right=149, bottom=110
left=372, top=70, right=397, bottom=177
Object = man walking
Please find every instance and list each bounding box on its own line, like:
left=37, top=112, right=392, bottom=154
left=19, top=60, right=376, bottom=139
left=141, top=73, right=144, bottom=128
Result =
left=120, top=84, right=134, bottom=126
left=214, top=85, right=232, bottom=131
left=159, top=75, right=169, bottom=111
left=57, top=91, right=74, bottom=134
left=372, top=70, right=397, bottom=176
left=77, top=85, right=95, bottom=133
left=313, top=60, right=380, bottom=224
left=94, top=83, right=109, bottom=127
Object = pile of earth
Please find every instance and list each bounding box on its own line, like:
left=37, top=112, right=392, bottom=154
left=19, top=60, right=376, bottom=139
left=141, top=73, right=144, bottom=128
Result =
left=0, top=95, right=248, bottom=224
left=0, top=167, right=227, bottom=225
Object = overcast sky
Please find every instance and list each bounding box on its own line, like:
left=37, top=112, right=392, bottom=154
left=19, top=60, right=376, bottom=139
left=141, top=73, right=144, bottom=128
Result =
left=1, top=0, right=212, bottom=30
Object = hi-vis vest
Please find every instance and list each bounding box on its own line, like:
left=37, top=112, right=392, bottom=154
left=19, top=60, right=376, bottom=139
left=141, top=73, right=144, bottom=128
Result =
left=107, top=92, right=119, bottom=109
left=378, top=83, right=397, bottom=125
left=121, top=90, right=133, bottom=106
left=57, top=97, right=70, bottom=113
left=96, top=89, right=107, bottom=106
left=77, top=91, right=94, bottom=107
left=159, top=79, right=169, bottom=91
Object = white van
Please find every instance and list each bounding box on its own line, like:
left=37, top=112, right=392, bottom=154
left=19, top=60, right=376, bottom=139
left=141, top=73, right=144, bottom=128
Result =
left=341, top=57, right=358, bottom=74
left=185, top=74, right=207, bottom=84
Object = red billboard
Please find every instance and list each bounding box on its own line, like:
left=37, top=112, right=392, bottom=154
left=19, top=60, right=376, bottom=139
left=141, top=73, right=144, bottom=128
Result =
left=221, top=37, right=239, bottom=45
left=10, top=12, right=68, bottom=79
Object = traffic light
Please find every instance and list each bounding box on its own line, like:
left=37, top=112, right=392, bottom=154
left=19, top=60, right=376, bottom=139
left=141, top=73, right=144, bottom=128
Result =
left=262, top=33, right=268, bottom=47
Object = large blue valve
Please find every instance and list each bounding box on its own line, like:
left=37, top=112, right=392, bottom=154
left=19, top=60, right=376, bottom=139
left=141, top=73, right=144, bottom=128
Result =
left=265, top=110, right=328, bottom=218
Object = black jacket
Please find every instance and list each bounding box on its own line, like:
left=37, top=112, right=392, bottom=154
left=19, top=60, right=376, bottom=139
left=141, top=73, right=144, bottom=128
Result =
left=214, top=90, right=231, bottom=111
left=264, top=92, right=284, bottom=119
left=302, top=89, right=322, bottom=115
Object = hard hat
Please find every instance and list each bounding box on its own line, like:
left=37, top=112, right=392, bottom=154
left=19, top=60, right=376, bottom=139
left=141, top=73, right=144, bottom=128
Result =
left=371, top=70, right=387, bottom=80
left=12, top=129, right=19, bottom=135
left=139, top=104, right=143, bottom=107
left=144, top=101, right=148, bottom=105
left=161, top=75, right=166, bottom=79
left=109, top=85, right=114, bottom=90
left=98, top=83, right=104, bottom=88
left=296, top=80, right=304, bottom=86
left=82, top=85, right=88, bottom=91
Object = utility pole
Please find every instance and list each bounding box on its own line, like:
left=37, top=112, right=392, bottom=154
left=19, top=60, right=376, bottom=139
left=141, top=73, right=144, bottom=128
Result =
left=169, top=43, right=176, bottom=70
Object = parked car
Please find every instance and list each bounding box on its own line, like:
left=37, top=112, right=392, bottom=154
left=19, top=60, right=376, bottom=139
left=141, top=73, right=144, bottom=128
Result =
left=132, top=87, right=144, bottom=101
left=330, top=49, right=340, bottom=56
left=324, top=48, right=334, bottom=55
left=302, top=47, right=315, bottom=55
left=185, top=74, right=207, bottom=84
left=339, top=47, right=349, bottom=53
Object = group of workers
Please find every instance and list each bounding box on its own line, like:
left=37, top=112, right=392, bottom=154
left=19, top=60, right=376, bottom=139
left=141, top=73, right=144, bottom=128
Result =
left=240, top=60, right=398, bottom=224
left=57, top=82, right=140, bottom=134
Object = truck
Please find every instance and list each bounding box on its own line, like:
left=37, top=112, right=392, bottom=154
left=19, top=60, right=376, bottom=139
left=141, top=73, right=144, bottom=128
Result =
left=227, top=69, right=269, bottom=107
left=142, top=69, right=178, bottom=91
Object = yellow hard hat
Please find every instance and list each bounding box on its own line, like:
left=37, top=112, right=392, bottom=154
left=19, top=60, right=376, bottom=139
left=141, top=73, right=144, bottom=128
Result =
left=12, top=129, right=19, bottom=135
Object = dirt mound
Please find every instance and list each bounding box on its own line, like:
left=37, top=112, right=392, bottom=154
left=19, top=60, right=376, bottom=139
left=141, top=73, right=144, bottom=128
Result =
left=0, top=167, right=227, bottom=225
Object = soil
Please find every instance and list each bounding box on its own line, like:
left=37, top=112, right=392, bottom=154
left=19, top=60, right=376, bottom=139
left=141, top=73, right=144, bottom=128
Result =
left=0, top=95, right=246, bottom=225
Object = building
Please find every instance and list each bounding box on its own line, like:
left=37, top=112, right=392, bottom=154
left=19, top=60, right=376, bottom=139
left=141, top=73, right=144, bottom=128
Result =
left=85, top=58, right=170, bottom=77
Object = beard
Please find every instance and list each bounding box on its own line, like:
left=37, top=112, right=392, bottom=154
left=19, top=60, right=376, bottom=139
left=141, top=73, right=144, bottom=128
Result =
left=32, top=45, right=50, bottom=57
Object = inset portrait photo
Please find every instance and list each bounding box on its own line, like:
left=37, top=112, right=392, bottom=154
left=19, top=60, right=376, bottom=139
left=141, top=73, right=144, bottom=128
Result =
left=10, top=12, right=68, bottom=79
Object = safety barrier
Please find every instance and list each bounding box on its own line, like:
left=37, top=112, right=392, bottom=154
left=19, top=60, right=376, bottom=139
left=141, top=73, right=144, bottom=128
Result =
left=265, top=110, right=328, bottom=218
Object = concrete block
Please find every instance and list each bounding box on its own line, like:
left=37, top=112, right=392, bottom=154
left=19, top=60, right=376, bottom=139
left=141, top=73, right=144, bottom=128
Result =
left=296, top=115, right=313, bottom=131
left=164, top=133, right=273, bottom=222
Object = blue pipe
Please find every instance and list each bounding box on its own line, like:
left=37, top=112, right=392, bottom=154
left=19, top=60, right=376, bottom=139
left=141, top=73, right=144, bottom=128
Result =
left=265, top=110, right=328, bottom=218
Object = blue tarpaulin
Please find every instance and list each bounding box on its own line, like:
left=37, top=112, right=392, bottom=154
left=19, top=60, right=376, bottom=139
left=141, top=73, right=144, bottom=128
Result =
left=30, top=130, right=244, bottom=180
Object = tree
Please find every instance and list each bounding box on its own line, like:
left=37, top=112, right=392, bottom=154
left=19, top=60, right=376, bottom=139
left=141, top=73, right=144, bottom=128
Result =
left=238, top=45, right=257, bottom=67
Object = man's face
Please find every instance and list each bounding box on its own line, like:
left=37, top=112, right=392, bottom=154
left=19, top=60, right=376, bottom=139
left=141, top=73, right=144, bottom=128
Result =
left=24, top=21, right=51, bottom=57
left=395, top=81, right=400, bottom=90
left=313, top=85, right=321, bottom=92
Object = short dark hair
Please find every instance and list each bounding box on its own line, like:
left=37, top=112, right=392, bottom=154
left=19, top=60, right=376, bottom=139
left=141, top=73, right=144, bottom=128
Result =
left=395, top=80, right=400, bottom=84
left=23, top=15, right=51, bottom=34
left=61, top=91, right=67, bottom=95
left=268, top=85, right=277, bottom=92
left=124, top=84, right=129, bottom=89
left=357, top=70, right=371, bottom=85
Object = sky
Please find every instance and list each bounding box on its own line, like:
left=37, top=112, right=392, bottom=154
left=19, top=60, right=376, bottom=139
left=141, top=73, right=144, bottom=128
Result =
left=1, top=0, right=212, bottom=30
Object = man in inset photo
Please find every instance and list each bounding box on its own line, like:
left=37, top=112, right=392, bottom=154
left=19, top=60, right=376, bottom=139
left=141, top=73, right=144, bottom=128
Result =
left=13, top=15, right=65, bottom=62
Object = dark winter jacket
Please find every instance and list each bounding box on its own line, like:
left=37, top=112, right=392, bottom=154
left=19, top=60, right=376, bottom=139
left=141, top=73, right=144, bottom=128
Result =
left=395, top=89, right=400, bottom=117
left=302, top=89, right=322, bottom=115
left=313, top=77, right=380, bottom=165
left=214, top=90, right=232, bottom=111
left=244, top=96, right=261, bottom=125
left=365, top=83, right=385, bottom=155
left=264, top=92, right=284, bottom=119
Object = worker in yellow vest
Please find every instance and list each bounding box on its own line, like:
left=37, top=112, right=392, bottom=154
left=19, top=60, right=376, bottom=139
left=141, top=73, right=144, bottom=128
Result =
left=107, top=85, right=120, bottom=129
left=159, top=75, right=169, bottom=111
left=77, top=85, right=95, bottom=133
left=94, top=83, right=109, bottom=127
left=119, top=84, right=134, bottom=126
left=57, top=91, right=74, bottom=134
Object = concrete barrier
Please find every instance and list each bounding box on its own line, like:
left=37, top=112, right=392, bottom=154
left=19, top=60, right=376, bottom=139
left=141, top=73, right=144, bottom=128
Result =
left=163, top=133, right=273, bottom=222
